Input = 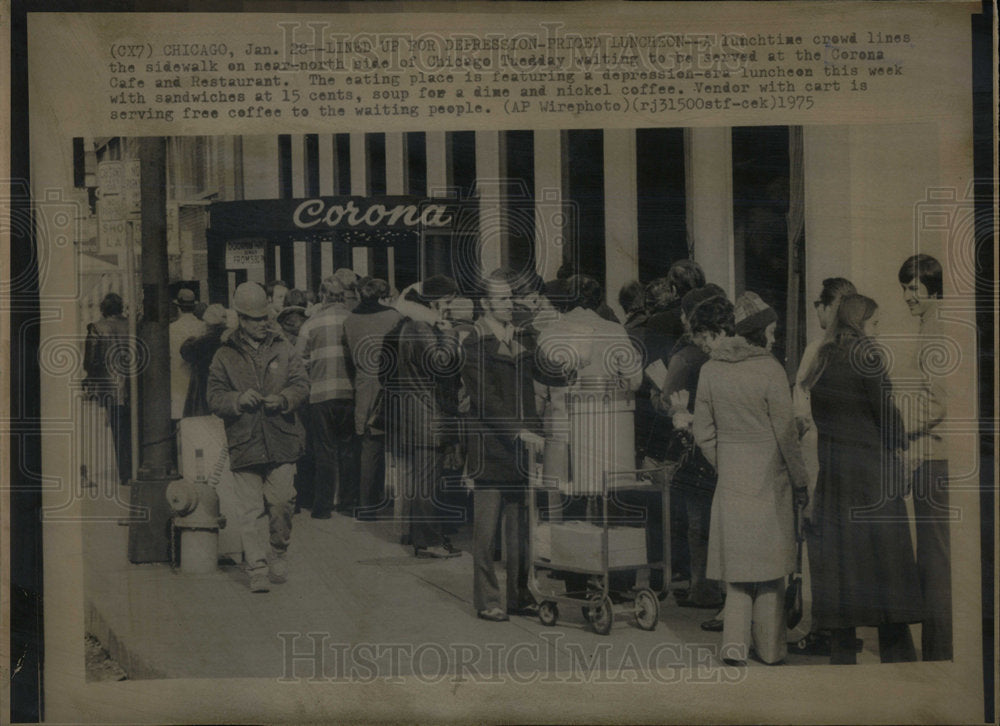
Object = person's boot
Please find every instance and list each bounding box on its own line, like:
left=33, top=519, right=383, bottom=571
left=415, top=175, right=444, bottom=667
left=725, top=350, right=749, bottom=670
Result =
left=269, top=555, right=288, bottom=584
left=249, top=566, right=270, bottom=593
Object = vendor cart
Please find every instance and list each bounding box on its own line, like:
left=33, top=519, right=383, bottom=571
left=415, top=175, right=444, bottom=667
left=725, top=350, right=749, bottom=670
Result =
left=521, top=384, right=675, bottom=635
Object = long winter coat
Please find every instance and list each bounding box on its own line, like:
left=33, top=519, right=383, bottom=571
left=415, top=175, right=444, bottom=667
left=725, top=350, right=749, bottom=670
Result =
left=83, top=315, right=130, bottom=407
left=809, top=339, right=924, bottom=628
left=384, top=309, right=463, bottom=453
left=461, top=318, right=541, bottom=485
left=206, top=328, right=309, bottom=470
left=693, top=336, right=808, bottom=582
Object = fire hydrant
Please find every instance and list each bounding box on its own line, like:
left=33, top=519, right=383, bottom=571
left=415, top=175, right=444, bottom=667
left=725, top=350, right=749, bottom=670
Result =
left=165, top=478, right=226, bottom=574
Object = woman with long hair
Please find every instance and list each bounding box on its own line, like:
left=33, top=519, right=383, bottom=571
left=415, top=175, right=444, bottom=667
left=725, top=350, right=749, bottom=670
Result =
left=789, top=277, right=857, bottom=655
left=802, top=294, right=923, bottom=664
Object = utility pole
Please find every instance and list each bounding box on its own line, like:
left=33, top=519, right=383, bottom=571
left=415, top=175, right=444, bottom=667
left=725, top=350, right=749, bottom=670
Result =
left=127, top=137, right=178, bottom=563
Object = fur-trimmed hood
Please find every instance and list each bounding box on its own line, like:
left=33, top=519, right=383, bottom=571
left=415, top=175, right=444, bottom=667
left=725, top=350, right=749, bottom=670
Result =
left=709, top=335, right=772, bottom=363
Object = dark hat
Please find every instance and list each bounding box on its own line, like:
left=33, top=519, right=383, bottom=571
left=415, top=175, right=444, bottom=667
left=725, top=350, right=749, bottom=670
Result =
left=681, top=284, right=727, bottom=319
left=734, top=291, right=777, bottom=336
left=421, top=274, right=458, bottom=301
left=175, top=288, right=197, bottom=310
left=276, top=305, right=307, bottom=324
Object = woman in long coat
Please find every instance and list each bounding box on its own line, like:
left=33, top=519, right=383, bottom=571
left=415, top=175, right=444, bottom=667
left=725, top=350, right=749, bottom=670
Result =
left=691, top=297, right=809, bottom=666
left=802, top=294, right=922, bottom=664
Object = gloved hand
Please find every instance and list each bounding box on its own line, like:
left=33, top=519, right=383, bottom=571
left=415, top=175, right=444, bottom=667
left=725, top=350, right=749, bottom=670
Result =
left=793, top=486, right=809, bottom=511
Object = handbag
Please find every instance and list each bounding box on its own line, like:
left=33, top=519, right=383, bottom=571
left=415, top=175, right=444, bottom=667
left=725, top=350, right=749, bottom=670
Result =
left=669, top=428, right=717, bottom=495
left=785, top=505, right=805, bottom=629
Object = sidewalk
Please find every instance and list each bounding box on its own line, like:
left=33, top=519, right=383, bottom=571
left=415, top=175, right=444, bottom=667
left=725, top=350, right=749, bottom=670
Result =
left=82, top=476, right=858, bottom=682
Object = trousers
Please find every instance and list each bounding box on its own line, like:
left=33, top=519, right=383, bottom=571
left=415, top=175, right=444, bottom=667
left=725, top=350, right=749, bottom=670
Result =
left=912, top=458, right=952, bottom=660
left=830, top=624, right=916, bottom=664
left=106, top=404, right=132, bottom=485
left=230, top=463, right=296, bottom=570
left=473, top=487, right=529, bottom=612
left=357, top=434, right=387, bottom=517
left=722, top=578, right=786, bottom=664
left=310, top=399, right=357, bottom=516
left=294, top=402, right=315, bottom=509
left=396, top=444, right=459, bottom=549
left=687, top=489, right=724, bottom=605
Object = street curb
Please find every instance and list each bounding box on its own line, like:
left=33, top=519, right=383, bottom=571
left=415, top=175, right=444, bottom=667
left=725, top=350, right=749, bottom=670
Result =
left=85, top=597, right=167, bottom=680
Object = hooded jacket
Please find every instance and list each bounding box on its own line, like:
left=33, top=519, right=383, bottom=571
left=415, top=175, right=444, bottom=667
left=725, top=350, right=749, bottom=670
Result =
left=693, top=335, right=808, bottom=582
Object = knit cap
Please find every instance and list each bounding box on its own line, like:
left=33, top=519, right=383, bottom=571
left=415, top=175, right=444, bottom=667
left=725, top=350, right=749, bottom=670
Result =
left=734, top=291, right=777, bottom=337
left=681, top=284, right=727, bottom=319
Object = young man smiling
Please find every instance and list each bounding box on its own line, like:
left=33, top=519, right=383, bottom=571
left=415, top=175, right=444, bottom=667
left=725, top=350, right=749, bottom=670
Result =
left=462, top=271, right=541, bottom=621
left=898, top=253, right=952, bottom=661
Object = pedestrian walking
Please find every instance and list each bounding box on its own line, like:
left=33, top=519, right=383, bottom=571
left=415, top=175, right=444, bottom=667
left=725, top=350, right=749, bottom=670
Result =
left=206, top=282, right=309, bottom=592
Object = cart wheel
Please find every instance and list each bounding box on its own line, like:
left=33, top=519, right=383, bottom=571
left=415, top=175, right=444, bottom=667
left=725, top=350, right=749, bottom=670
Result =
left=590, top=595, right=614, bottom=635
left=634, top=588, right=659, bottom=631
left=538, top=601, right=558, bottom=627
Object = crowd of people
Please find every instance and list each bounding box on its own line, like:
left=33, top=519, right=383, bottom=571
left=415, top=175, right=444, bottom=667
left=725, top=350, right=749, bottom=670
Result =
left=83, top=253, right=951, bottom=666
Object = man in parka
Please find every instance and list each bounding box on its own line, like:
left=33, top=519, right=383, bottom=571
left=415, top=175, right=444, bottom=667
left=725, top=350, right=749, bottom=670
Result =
left=207, top=282, right=309, bottom=593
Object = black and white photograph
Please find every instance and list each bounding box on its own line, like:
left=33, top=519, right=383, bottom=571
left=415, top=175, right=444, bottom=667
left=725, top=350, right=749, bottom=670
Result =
left=7, top=2, right=996, bottom=724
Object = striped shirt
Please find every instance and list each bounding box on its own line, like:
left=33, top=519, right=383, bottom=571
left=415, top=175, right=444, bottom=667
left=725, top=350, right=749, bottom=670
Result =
left=296, top=302, right=354, bottom=403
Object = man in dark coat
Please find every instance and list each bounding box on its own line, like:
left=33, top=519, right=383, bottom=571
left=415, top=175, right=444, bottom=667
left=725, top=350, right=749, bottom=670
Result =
left=180, top=303, right=229, bottom=418
left=387, top=275, right=464, bottom=558
left=654, top=284, right=728, bottom=610
left=462, top=271, right=542, bottom=621
left=207, top=282, right=309, bottom=592
left=639, top=259, right=707, bottom=584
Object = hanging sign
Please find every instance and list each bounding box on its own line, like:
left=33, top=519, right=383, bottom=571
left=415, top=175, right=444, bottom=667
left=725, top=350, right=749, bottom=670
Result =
left=225, top=239, right=265, bottom=268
